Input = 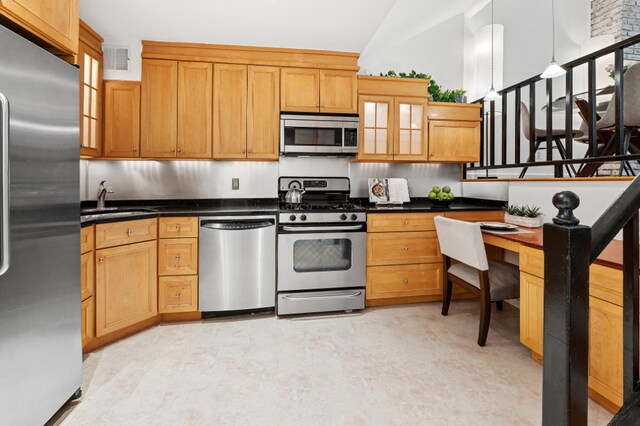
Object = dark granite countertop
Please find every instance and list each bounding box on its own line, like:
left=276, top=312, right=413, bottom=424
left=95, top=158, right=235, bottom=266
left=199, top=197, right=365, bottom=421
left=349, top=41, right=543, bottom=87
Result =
left=80, top=197, right=506, bottom=227
left=355, top=197, right=506, bottom=213
left=80, top=199, right=279, bottom=226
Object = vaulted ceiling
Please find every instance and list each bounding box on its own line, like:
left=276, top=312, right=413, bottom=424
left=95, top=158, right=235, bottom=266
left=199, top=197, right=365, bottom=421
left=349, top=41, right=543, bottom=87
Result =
left=79, top=0, right=485, bottom=53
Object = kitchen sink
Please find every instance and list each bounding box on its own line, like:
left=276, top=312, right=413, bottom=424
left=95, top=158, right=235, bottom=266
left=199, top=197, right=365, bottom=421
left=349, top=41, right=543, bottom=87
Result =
left=81, top=208, right=156, bottom=222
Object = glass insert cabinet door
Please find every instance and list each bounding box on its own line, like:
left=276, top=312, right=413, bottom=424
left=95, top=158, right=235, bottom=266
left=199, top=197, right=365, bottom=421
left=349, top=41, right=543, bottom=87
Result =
left=293, top=238, right=352, bottom=273
left=394, top=97, right=427, bottom=161
left=359, top=95, right=394, bottom=160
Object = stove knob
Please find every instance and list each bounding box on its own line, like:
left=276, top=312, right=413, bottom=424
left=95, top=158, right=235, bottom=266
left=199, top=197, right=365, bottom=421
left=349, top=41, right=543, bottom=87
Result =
left=289, top=215, right=296, bottom=221
left=340, top=214, right=347, bottom=221
left=300, top=214, right=307, bottom=221
left=351, top=214, right=358, bottom=221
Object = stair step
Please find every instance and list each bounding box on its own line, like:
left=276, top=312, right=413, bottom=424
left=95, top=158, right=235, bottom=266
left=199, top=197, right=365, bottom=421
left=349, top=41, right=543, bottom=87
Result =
left=609, top=389, right=640, bottom=425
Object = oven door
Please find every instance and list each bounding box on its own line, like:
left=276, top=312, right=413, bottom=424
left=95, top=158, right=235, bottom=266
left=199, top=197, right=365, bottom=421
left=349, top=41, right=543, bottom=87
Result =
left=277, top=225, right=366, bottom=291
left=281, top=119, right=344, bottom=154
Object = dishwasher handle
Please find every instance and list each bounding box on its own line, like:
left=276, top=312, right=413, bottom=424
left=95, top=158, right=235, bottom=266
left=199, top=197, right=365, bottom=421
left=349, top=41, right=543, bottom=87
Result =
left=200, top=220, right=275, bottom=231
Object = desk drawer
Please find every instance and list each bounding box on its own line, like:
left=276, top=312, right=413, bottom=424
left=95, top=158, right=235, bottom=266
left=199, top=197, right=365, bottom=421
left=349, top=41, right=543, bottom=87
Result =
left=96, top=218, right=157, bottom=249
left=444, top=210, right=504, bottom=223
left=367, top=213, right=436, bottom=233
left=158, top=238, right=198, bottom=276
left=367, top=231, right=440, bottom=266
left=159, top=217, right=198, bottom=238
left=367, top=263, right=443, bottom=299
left=590, top=263, right=623, bottom=306
left=520, top=246, right=544, bottom=278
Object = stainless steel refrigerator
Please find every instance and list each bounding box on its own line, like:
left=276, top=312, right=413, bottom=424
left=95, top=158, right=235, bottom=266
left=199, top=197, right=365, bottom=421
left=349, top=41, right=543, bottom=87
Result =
left=0, top=25, right=82, bottom=425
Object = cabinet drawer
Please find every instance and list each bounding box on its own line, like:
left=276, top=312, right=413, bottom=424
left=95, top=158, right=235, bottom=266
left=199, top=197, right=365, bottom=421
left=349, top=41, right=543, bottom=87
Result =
left=366, top=263, right=443, bottom=300
left=428, top=103, right=481, bottom=121
left=96, top=218, right=157, bottom=249
left=367, top=213, right=436, bottom=233
left=159, top=275, right=198, bottom=313
left=80, top=251, right=94, bottom=301
left=159, top=217, right=199, bottom=238
left=158, top=238, right=198, bottom=276
left=590, top=263, right=623, bottom=306
left=81, top=297, right=94, bottom=349
left=520, top=272, right=544, bottom=355
left=367, top=231, right=440, bottom=266
left=443, top=211, right=504, bottom=223
left=520, top=245, right=544, bottom=278
left=81, top=225, right=94, bottom=254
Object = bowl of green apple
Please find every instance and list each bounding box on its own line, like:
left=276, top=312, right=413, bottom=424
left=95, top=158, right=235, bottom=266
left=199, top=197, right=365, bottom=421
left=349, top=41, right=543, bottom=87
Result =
left=428, top=185, right=455, bottom=207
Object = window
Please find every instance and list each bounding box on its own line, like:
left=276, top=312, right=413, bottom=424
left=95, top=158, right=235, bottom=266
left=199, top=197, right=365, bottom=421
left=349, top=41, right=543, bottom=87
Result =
left=474, top=24, right=504, bottom=102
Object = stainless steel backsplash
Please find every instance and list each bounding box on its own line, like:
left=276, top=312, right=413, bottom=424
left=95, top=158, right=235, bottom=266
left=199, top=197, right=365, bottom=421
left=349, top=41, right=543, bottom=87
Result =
left=80, top=158, right=461, bottom=200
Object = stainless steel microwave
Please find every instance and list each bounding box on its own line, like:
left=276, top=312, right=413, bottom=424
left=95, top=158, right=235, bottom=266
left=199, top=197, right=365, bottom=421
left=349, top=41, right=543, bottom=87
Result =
left=280, top=114, right=359, bottom=156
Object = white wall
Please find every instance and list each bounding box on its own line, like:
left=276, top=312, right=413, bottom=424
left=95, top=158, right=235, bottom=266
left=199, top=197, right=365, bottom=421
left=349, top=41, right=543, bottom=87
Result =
left=359, top=14, right=466, bottom=91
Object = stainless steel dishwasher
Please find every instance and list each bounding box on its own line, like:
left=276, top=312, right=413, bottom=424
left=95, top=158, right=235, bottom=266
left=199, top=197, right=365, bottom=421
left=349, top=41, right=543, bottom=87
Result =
left=199, top=215, right=277, bottom=313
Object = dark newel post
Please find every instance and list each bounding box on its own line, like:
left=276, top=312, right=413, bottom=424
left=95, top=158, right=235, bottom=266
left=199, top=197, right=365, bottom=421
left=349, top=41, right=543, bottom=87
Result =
left=622, top=212, right=639, bottom=398
left=542, top=191, right=590, bottom=426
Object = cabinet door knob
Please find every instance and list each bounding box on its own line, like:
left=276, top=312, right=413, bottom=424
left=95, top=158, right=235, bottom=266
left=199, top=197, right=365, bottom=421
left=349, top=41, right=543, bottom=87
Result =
left=98, top=257, right=104, bottom=263
left=321, top=104, right=325, bottom=108
left=404, top=220, right=409, bottom=225
left=247, top=149, right=252, bottom=154
left=133, top=147, right=137, bottom=152
left=175, top=291, right=181, bottom=299
left=127, top=229, right=132, bottom=237
left=175, top=255, right=181, bottom=261
left=403, top=245, right=409, bottom=251
left=403, top=278, right=409, bottom=284
left=170, top=148, right=175, bottom=152
left=177, top=148, right=182, bottom=153
left=242, top=149, right=246, bottom=154
left=176, top=224, right=181, bottom=231
left=316, top=103, right=320, bottom=108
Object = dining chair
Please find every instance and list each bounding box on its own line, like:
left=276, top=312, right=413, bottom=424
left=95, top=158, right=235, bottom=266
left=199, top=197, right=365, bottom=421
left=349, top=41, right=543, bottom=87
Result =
left=519, top=102, right=578, bottom=178
left=596, top=62, right=640, bottom=175
left=434, top=216, right=520, bottom=347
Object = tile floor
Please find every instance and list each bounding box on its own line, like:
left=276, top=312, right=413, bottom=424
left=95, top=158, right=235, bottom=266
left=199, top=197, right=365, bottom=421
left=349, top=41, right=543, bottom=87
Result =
left=51, top=302, right=613, bottom=425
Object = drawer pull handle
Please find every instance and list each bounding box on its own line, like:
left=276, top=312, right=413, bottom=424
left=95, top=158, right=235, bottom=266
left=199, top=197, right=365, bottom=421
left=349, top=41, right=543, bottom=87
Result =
left=175, top=255, right=181, bottom=262
left=404, top=220, right=409, bottom=225
left=403, top=278, right=409, bottom=284
left=404, top=245, right=409, bottom=251
left=127, top=229, right=132, bottom=237
left=98, top=257, right=104, bottom=263
left=176, top=224, right=180, bottom=231
left=175, top=291, right=181, bottom=299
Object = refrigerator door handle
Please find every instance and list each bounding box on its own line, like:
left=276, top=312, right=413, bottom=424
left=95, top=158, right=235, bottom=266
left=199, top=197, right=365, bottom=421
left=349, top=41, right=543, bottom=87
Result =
left=0, top=93, right=10, bottom=276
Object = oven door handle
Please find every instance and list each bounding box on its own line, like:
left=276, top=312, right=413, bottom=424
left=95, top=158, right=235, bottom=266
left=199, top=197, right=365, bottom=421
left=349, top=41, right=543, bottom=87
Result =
left=281, top=225, right=363, bottom=232
left=282, top=291, right=362, bottom=302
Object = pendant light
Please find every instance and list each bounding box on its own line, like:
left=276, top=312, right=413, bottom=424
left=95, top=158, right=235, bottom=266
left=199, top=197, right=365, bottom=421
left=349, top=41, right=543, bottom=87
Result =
left=541, top=0, right=566, bottom=79
left=484, top=0, right=500, bottom=101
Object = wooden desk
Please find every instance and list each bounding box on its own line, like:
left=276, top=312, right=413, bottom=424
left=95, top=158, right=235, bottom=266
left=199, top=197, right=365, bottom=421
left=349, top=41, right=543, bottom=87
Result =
left=481, top=224, right=627, bottom=413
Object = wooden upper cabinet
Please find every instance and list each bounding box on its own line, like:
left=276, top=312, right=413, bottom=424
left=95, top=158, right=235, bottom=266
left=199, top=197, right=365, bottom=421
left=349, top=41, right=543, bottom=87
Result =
left=178, top=61, right=212, bottom=158
left=103, top=81, right=140, bottom=158
left=213, top=64, right=247, bottom=159
left=427, top=103, right=482, bottom=163
left=0, top=0, right=79, bottom=54
left=247, top=66, right=279, bottom=160
left=394, top=97, right=427, bottom=161
left=280, top=67, right=319, bottom=113
left=78, top=21, right=103, bottom=157
left=428, top=120, right=481, bottom=162
left=319, top=69, right=357, bottom=114
left=358, top=95, right=393, bottom=161
left=141, top=59, right=178, bottom=158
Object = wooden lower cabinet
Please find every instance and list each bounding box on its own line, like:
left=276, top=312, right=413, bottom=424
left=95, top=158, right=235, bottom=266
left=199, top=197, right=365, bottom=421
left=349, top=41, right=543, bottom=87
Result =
left=95, top=240, right=158, bottom=337
left=367, top=263, right=443, bottom=300
left=519, top=272, right=544, bottom=355
left=589, top=296, right=623, bottom=408
left=81, top=297, right=95, bottom=347
left=158, top=275, right=198, bottom=313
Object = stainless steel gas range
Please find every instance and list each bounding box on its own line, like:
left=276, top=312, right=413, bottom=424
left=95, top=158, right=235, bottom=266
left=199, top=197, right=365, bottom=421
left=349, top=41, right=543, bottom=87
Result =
left=277, top=177, right=366, bottom=315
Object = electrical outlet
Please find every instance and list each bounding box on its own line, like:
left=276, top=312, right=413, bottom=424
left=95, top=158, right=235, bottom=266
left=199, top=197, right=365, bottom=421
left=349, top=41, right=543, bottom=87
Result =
left=232, top=178, right=239, bottom=190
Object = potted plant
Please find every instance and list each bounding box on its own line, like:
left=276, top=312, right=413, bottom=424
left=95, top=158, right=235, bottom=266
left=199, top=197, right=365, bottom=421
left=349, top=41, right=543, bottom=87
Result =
left=376, top=70, right=466, bottom=103
left=504, top=204, right=544, bottom=228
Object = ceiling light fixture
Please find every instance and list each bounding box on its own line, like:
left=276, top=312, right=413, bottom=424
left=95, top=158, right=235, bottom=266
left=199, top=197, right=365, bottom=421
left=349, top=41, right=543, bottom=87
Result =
left=541, top=0, right=566, bottom=79
left=484, top=0, right=500, bottom=101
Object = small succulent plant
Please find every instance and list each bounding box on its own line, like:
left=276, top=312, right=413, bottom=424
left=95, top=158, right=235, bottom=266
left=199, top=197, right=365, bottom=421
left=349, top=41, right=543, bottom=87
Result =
left=504, top=204, right=542, bottom=218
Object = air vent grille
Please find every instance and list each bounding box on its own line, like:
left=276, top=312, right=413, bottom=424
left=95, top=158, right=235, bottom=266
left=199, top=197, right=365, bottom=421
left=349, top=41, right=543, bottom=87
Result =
left=103, top=46, right=130, bottom=71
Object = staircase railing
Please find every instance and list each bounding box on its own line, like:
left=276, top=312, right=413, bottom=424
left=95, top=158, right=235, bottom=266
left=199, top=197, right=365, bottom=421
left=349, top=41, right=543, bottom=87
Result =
left=543, top=175, right=640, bottom=425
left=466, top=33, right=640, bottom=179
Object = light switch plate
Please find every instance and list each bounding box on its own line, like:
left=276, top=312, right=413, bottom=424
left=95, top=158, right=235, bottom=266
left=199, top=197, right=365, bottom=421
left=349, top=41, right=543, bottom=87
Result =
left=232, top=178, right=239, bottom=190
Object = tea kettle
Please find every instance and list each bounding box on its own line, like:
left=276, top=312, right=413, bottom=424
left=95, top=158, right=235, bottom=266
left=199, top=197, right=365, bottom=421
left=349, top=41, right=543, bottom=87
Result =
left=285, top=187, right=305, bottom=204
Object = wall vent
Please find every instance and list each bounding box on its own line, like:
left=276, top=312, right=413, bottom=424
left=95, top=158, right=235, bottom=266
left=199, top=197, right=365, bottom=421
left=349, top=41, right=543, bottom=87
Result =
left=103, top=46, right=130, bottom=71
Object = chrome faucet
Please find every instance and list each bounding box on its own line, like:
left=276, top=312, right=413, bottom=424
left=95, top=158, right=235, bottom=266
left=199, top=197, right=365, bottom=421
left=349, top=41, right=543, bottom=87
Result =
left=96, top=181, right=114, bottom=210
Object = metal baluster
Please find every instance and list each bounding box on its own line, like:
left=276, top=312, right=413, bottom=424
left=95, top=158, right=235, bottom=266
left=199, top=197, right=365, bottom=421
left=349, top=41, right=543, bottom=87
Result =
left=588, top=58, right=598, bottom=159
left=615, top=48, right=625, bottom=157
left=515, top=87, right=521, bottom=164
left=480, top=103, right=485, bottom=167
left=529, top=82, right=536, bottom=163
left=565, top=67, right=573, bottom=160
left=490, top=100, right=496, bottom=166
left=502, top=92, right=507, bottom=165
